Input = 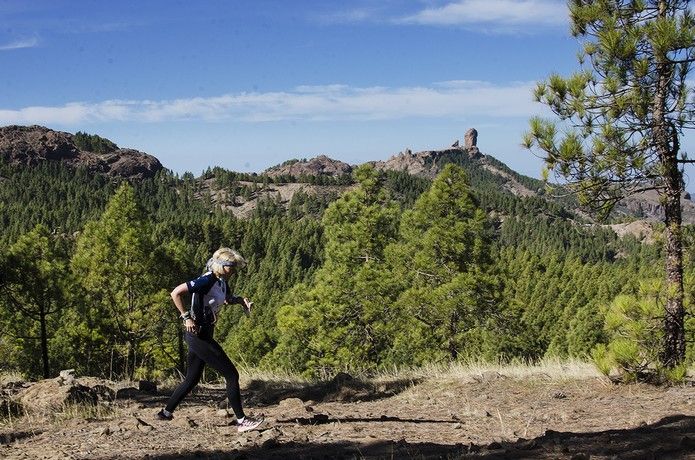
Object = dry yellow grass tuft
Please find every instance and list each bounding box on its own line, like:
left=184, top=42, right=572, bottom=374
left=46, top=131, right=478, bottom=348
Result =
left=363, top=358, right=601, bottom=384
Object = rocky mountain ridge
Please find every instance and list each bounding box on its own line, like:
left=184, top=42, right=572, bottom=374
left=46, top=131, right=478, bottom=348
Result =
left=0, top=125, right=163, bottom=180
left=264, top=155, right=353, bottom=179
left=3, top=124, right=695, bottom=227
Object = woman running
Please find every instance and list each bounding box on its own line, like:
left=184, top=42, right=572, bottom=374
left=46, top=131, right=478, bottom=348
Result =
left=157, top=247, right=264, bottom=433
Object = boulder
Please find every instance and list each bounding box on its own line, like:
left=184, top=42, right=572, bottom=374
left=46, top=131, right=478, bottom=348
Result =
left=58, top=369, right=76, bottom=386
left=115, top=387, right=140, bottom=399
left=278, top=397, right=306, bottom=414
left=16, top=377, right=97, bottom=413
left=91, top=384, right=116, bottom=402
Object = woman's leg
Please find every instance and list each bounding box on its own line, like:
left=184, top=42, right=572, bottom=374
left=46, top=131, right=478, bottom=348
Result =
left=164, top=338, right=205, bottom=412
left=189, top=337, right=245, bottom=419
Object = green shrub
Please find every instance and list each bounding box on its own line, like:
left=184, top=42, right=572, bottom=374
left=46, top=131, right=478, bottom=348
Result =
left=592, top=280, right=692, bottom=384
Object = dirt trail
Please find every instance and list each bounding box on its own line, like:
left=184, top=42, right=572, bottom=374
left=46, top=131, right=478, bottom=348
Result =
left=2, top=372, right=695, bottom=459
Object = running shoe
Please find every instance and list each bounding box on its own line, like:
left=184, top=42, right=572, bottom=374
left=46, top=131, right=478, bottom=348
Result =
left=237, top=415, right=264, bottom=433
left=156, top=409, right=173, bottom=421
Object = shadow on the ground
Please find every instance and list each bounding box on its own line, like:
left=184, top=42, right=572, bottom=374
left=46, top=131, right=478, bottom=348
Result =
left=113, top=384, right=227, bottom=407
left=0, top=429, right=43, bottom=445
left=276, top=414, right=459, bottom=425
left=244, top=373, right=423, bottom=405
left=115, top=373, right=420, bottom=409
left=119, top=414, right=695, bottom=460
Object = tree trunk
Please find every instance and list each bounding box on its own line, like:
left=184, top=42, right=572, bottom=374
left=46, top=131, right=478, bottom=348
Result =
left=448, top=311, right=459, bottom=360
left=655, top=0, right=685, bottom=367
left=662, top=179, right=685, bottom=367
left=39, top=302, right=49, bottom=378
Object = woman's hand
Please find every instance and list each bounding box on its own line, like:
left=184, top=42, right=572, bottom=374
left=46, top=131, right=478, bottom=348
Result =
left=242, top=298, right=253, bottom=316
left=184, top=318, right=198, bottom=334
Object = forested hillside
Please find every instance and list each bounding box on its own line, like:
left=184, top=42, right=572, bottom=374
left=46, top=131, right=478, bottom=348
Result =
left=0, top=145, right=692, bottom=381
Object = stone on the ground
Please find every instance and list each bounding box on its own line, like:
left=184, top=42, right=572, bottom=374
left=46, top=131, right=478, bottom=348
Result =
left=278, top=397, right=306, bottom=414
left=115, top=387, right=139, bottom=399
left=58, top=369, right=76, bottom=386
left=16, top=377, right=97, bottom=413
left=91, top=384, right=116, bottom=402
left=216, top=408, right=231, bottom=418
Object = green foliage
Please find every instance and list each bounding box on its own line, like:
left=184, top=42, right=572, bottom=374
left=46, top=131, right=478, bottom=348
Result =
left=591, top=344, right=612, bottom=376
left=592, top=280, right=693, bottom=382
left=0, top=159, right=116, bottom=245
left=662, top=364, right=688, bottom=384
left=66, top=184, right=172, bottom=379
left=73, top=131, right=118, bottom=154
left=0, top=225, right=69, bottom=378
left=386, top=164, right=502, bottom=363
left=221, top=215, right=325, bottom=367
left=0, top=139, right=683, bottom=380
left=273, top=165, right=401, bottom=376
left=526, top=0, right=695, bottom=366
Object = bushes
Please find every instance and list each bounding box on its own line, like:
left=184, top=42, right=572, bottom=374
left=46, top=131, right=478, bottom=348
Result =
left=592, top=280, right=692, bottom=383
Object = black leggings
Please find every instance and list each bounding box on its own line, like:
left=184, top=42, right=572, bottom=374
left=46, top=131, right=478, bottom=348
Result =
left=165, top=327, right=245, bottom=419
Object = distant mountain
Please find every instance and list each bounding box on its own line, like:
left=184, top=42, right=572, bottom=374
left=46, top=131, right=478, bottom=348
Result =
left=0, top=125, right=163, bottom=180
left=3, top=124, right=695, bottom=226
left=367, top=132, right=695, bottom=225
left=264, top=155, right=353, bottom=179
left=371, top=146, right=538, bottom=198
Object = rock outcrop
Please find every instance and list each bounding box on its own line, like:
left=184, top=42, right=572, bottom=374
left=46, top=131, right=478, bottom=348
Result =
left=373, top=148, right=465, bottom=178
left=0, top=125, right=163, bottom=180
left=373, top=128, right=485, bottom=177
left=616, top=189, right=695, bottom=224
left=464, top=128, right=477, bottom=149
left=263, top=154, right=353, bottom=178
left=464, top=128, right=481, bottom=158
left=16, top=376, right=97, bottom=414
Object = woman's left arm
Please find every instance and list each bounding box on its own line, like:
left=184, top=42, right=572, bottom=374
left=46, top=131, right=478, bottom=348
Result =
left=227, top=294, right=252, bottom=315
left=225, top=281, right=253, bottom=315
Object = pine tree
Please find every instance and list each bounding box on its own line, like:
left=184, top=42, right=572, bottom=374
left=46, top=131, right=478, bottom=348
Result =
left=68, top=184, right=170, bottom=378
left=273, top=165, right=401, bottom=375
left=0, top=225, right=68, bottom=378
left=386, top=164, right=500, bottom=363
left=523, top=0, right=695, bottom=366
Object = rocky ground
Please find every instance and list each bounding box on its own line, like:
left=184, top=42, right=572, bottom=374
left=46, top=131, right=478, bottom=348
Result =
left=2, top=367, right=695, bottom=459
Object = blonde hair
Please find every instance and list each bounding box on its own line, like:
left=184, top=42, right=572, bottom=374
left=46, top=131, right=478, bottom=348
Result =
left=206, top=247, right=247, bottom=277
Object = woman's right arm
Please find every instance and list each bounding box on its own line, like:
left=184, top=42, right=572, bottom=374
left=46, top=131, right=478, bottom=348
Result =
left=171, top=282, right=197, bottom=333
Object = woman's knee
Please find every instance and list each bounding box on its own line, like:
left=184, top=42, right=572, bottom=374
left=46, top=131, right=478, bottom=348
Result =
left=223, top=366, right=240, bottom=383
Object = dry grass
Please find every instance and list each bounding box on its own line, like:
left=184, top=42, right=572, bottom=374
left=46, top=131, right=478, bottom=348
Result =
left=365, top=357, right=602, bottom=384
left=1, top=402, right=117, bottom=431
left=49, top=401, right=116, bottom=423
left=238, top=366, right=311, bottom=387
left=0, top=371, right=25, bottom=386
left=194, top=358, right=605, bottom=389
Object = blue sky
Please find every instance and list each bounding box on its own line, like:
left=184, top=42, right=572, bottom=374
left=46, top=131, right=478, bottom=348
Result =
left=2, top=0, right=693, bottom=190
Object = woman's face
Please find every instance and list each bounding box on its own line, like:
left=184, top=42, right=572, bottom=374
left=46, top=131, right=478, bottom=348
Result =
left=221, top=265, right=235, bottom=279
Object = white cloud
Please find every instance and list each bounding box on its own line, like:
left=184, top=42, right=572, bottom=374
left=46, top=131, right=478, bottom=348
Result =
left=0, top=81, right=544, bottom=126
left=0, top=36, right=39, bottom=50
left=399, top=0, right=567, bottom=28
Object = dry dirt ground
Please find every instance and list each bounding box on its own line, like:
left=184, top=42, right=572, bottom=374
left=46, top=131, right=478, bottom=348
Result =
left=2, top=368, right=695, bottom=459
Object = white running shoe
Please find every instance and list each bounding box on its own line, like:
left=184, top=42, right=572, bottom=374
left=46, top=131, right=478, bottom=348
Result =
left=237, top=415, right=264, bottom=433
